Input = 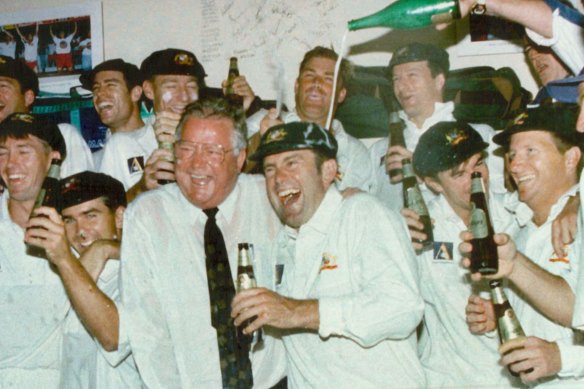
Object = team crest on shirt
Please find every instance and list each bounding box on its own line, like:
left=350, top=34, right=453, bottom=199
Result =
left=433, top=241, right=453, bottom=262
left=319, top=252, right=338, bottom=272
left=549, top=245, right=571, bottom=265
left=127, top=156, right=145, bottom=175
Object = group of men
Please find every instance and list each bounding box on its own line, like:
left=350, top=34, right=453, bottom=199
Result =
left=2, top=0, right=584, bottom=388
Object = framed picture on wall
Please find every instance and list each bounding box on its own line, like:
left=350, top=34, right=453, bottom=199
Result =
left=456, top=14, right=524, bottom=57
left=0, top=2, right=103, bottom=93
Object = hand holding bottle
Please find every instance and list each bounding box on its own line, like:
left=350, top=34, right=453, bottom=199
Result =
left=385, top=144, right=411, bottom=183
left=400, top=208, right=433, bottom=253
left=459, top=230, right=518, bottom=282
left=499, top=336, right=561, bottom=384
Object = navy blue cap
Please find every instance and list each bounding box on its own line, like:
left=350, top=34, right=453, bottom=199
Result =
left=0, top=55, right=39, bottom=95
left=141, top=48, right=206, bottom=82
left=389, top=43, right=450, bottom=74
left=61, top=171, right=126, bottom=210
left=493, top=103, right=584, bottom=148
left=0, top=113, right=66, bottom=159
left=250, top=121, right=338, bottom=161
left=413, top=121, right=488, bottom=177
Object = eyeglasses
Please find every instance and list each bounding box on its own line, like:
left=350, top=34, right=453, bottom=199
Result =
left=174, top=140, right=233, bottom=166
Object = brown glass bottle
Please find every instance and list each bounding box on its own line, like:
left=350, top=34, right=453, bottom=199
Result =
left=402, top=159, right=433, bottom=249
left=386, top=94, right=406, bottom=179
left=26, top=158, right=62, bottom=258
left=236, top=243, right=262, bottom=343
left=469, top=172, right=498, bottom=274
left=490, top=280, right=529, bottom=376
left=225, top=57, right=243, bottom=106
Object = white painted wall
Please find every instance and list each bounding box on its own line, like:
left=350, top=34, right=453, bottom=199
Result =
left=1, top=0, right=540, bottom=103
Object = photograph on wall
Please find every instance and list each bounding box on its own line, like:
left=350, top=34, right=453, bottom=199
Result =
left=0, top=2, right=103, bottom=92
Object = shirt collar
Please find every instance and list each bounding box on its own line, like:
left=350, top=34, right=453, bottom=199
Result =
left=176, top=176, right=242, bottom=225
left=295, top=185, right=343, bottom=236
left=399, top=101, right=454, bottom=129
left=506, top=185, right=579, bottom=227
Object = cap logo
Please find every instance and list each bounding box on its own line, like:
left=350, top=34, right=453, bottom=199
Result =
left=174, top=53, right=194, bottom=66
left=265, top=128, right=287, bottom=144
left=513, top=112, right=529, bottom=126
left=62, top=177, right=80, bottom=194
left=0, top=57, right=5, bottom=65
left=445, top=128, right=468, bottom=146
left=396, top=47, right=408, bottom=56
left=11, top=113, right=34, bottom=123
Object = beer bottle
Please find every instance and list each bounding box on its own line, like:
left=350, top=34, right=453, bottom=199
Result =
left=469, top=172, right=498, bottom=274
left=402, top=159, right=433, bottom=249
left=490, top=280, right=529, bottom=376
left=26, top=158, right=62, bottom=258
left=348, top=0, right=461, bottom=31
left=225, top=57, right=243, bottom=106
left=386, top=94, right=406, bottom=179
left=156, top=140, right=175, bottom=186
left=236, top=243, right=263, bottom=343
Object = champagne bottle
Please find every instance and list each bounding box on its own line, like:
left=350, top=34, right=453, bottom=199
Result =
left=225, top=57, right=243, bottom=106
left=469, top=172, right=498, bottom=274
left=490, top=280, right=530, bottom=376
left=348, top=0, right=461, bottom=31
left=236, top=243, right=263, bottom=343
left=402, top=159, right=433, bottom=249
left=26, top=158, right=62, bottom=258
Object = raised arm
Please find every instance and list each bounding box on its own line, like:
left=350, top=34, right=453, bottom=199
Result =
left=24, top=206, right=120, bottom=351
left=14, top=24, right=25, bottom=41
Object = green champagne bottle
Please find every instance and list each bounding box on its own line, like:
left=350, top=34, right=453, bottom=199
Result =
left=348, top=0, right=461, bottom=31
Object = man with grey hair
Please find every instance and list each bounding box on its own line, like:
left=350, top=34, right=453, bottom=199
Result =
left=121, top=97, right=286, bottom=388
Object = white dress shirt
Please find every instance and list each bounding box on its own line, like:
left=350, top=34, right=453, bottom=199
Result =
left=0, top=193, right=70, bottom=388
left=276, top=186, right=426, bottom=388
left=99, top=118, right=157, bottom=190
left=121, top=174, right=286, bottom=388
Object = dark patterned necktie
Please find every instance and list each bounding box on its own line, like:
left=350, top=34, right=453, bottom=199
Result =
left=203, top=208, right=254, bottom=388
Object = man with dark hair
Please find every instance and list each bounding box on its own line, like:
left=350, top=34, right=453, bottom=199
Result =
left=100, top=49, right=258, bottom=202
left=79, top=58, right=145, bottom=168
left=121, top=97, right=286, bottom=388
left=370, top=42, right=504, bottom=212
left=0, top=55, right=93, bottom=178
left=0, top=113, right=68, bottom=387
left=25, top=171, right=141, bottom=387
left=232, top=121, right=425, bottom=388
left=248, top=46, right=376, bottom=192
left=403, top=121, right=519, bottom=387
left=97, top=48, right=203, bottom=200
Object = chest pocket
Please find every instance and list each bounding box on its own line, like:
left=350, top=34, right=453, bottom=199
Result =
left=312, top=252, right=353, bottom=298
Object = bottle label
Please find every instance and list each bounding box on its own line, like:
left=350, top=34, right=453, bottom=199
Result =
left=471, top=176, right=485, bottom=194
left=238, top=273, right=257, bottom=290
left=498, top=308, right=525, bottom=342
left=470, top=205, right=488, bottom=239
left=406, top=187, right=429, bottom=217
left=403, top=162, right=415, bottom=178
left=431, top=12, right=454, bottom=24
